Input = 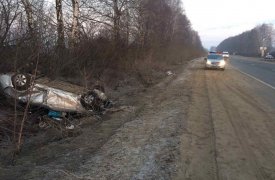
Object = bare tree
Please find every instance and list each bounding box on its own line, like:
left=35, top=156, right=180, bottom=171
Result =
left=0, top=0, right=20, bottom=46
left=81, top=0, right=133, bottom=46
left=21, top=0, right=36, bottom=40
left=112, top=0, right=121, bottom=44
left=56, top=0, right=65, bottom=49
left=70, top=0, right=80, bottom=47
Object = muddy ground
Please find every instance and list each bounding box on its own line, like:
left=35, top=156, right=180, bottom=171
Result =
left=1, top=59, right=275, bottom=180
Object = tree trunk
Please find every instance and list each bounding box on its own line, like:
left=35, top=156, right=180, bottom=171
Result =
left=21, top=0, right=36, bottom=45
left=125, top=3, right=130, bottom=46
left=70, top=0, right=80, bottom=48
left=56, top=0, right=65, bottom=49
left=0, top=0, right=19, bottom=46
left=113, top=0, right=120, bottom=46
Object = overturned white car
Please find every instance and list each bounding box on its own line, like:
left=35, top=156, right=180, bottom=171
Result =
left=0, top=73, right=111, bottom=114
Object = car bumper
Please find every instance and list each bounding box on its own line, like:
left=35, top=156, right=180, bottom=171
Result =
left=206, top=64, right=225, bottom=69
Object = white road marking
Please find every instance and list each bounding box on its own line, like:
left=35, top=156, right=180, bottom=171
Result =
left=232, top=67, right=275, bottom=91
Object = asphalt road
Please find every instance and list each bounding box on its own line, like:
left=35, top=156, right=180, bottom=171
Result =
left=230, top=56, right=275, bottom=87
left=229, top=56, right=275, bottom=108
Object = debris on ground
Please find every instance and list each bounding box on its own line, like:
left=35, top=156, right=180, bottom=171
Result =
left=166, top=70, right=175, bottom=76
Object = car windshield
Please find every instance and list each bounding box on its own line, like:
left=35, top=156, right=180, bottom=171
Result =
left=207, top=55, right=223, bottom=60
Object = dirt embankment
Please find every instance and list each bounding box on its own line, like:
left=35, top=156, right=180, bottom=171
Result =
left=1, top=59, right=275, bottom=180
left=0, top=58, right=195, bottom=179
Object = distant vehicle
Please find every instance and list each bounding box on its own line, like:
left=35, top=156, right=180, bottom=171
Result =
left=264, top=54, right=274, bottom=60
left=222, top=51, right=230, bottom=58
left=208, top=51, right=217, bottom=54
left=205, top=54, right=226, bottom=70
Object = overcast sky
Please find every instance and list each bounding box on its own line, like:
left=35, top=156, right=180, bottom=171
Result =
left=183, top=0, right=275, bottom=49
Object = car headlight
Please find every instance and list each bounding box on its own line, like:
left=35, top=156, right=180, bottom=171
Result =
left=220, top=60, right=226, bottom=66
left=206, top=60, right=211, bottom=65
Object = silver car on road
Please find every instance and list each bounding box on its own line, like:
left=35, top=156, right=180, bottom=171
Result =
left=205, top=54, right=226, bottom=70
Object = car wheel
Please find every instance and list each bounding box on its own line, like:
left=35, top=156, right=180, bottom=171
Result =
left=80, top=91, right=102, bottom=112
left=11, top=73, right=31, bottom=91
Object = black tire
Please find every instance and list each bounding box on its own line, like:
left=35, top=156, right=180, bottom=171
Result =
left=80, top=91, right=102, bottom=112
left=11, top=73, right=31, bottom=91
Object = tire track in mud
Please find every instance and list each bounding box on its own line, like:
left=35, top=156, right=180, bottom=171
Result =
left=222, top=68, right=274, bottom=113
left=176, top=65, right=219, bottom=180
left=222, top=78, right=275, bottom=142
left=211, top=75, right=265, bottom=180
left=220, top=70, right=275, bottom=150
left=208, top=70, right=275, bottom=180
left=221, top=73, right=275, bottom=140
left=204, top=69, right=220, bottom=180
left=220, top=73, right=275, bottom=179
